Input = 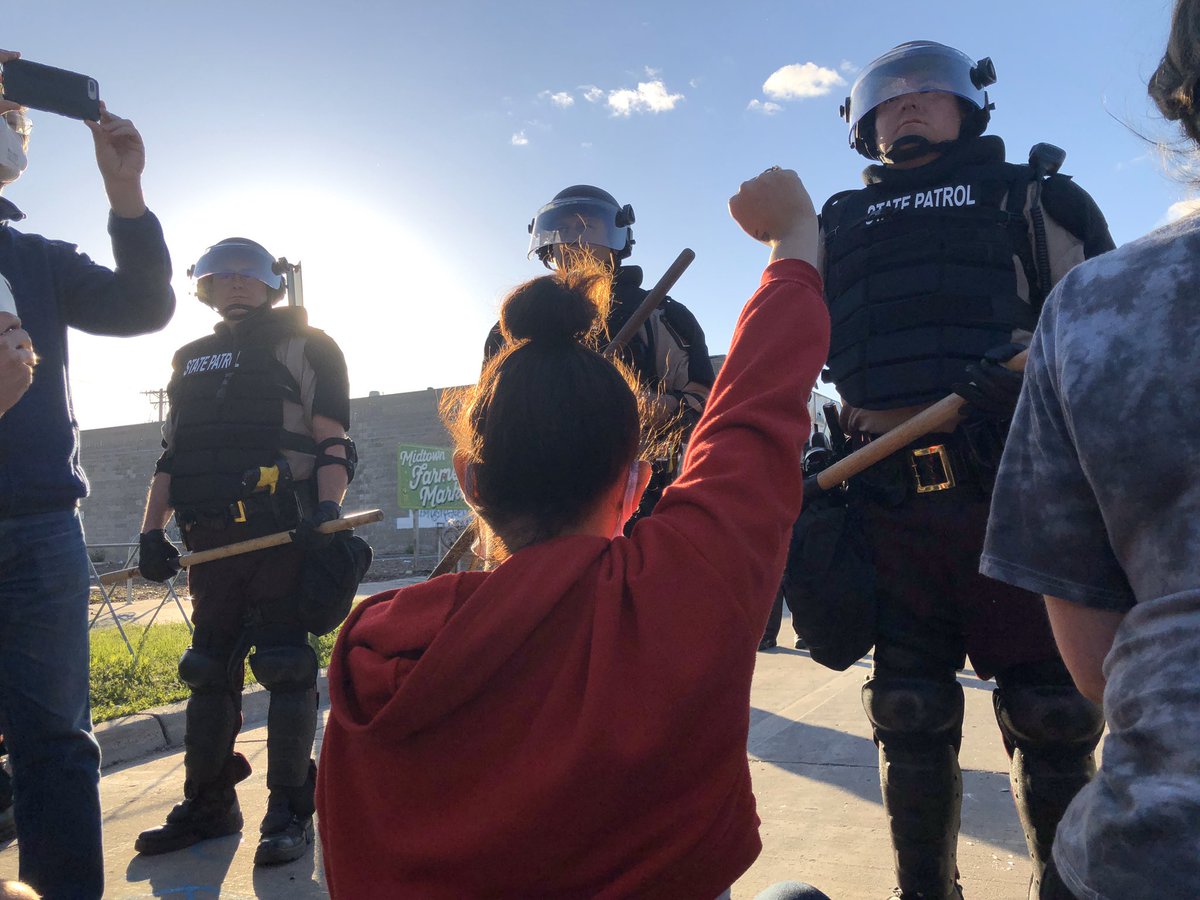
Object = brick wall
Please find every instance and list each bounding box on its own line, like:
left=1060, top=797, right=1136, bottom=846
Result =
left=80, top=387, right=460, bottom=563
left=79, top=355, right=735, bottom=565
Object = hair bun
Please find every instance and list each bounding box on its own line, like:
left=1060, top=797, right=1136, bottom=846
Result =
left=501, top=270, right=607, bottom=346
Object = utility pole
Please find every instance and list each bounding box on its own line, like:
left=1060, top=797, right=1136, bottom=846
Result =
left=142, top=388, right=169, bottom=423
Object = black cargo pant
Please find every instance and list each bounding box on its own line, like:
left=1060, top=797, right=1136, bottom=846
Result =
left=179, top=514, right=316, bottom=800
left=861, top=492, right=1101, bottom=899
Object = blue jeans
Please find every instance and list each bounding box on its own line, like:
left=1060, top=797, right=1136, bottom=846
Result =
left=0, top=509, right=102, bottom=899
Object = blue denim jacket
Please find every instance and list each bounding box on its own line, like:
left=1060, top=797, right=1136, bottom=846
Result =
left=0, top=197, right=175, bottom=516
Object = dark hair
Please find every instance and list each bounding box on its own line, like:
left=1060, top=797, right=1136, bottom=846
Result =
left=1151, top=0, right=1200, bottom=144
left=442, top=264, right=644, bottom=555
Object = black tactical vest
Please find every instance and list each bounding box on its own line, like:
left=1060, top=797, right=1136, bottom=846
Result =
left=166, top=309, right=317, bottom=512
left=822, top=145, right=1037, bottom=409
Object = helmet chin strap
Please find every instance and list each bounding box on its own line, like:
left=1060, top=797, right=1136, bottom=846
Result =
left=879, top=133, right=964, bottom=165
left=220, top=302, right=269, bottom=322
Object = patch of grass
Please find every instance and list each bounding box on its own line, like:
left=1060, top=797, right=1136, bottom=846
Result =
left=89, top=623, right=343, bottom=724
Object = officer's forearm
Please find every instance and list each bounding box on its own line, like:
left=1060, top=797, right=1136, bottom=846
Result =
left=141, top=472, right=174, bottom=532
left=316, top=460, right=348, bottom=507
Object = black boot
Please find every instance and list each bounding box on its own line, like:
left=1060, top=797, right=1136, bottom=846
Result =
left=254, top=794, right=314, bottom=866
left=254, top=760, right=316, bottom=866
left=135, top=754, right=251, bottom=856
left=885, top=887, right=964, bottom=900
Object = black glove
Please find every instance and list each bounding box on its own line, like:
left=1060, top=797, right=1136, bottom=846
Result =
left=952, top=343, right=1025, bottom=419
left=291, top=500, right=342, bottom=552
left=138, top=529, right=181, bottom=582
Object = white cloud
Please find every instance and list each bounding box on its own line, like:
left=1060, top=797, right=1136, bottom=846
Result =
left=748, top=99, right=783, bottom=116
left=763, top=62, right=846, bottom=100
left=539, top=90, right=575, bottom=108
left=1166, top=198, right=1200, bottom=222
left=644, top=66, right=661, bottom=78
left=581, top=85, right=604, bottom=103
left=511, top=130, right=529, bottom=146
left=607, top=80, right=684, bottom=116
left=840, top=60, right=859, bottom=74
left=1115, top=151, right=1152, bottom=172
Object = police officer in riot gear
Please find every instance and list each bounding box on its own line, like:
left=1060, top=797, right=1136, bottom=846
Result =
left=134, top=237, right=355, bottom=866
left=484, top=185, right=714, bottom=527
left=811, top=42, right=1114, bottom=900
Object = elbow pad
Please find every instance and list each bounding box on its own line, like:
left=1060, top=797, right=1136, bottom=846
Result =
left=315, top=436, right=358, bottom=483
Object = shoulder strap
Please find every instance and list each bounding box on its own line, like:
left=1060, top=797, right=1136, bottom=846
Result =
left=1002, top=163, right=1045, bottom=312
left=278, top=334, right=314, bottom=432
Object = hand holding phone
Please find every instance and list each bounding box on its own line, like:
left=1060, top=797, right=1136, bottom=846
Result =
left=0, top=57, right=101, bottom=121
left=85, top=104, right=148, bottom=217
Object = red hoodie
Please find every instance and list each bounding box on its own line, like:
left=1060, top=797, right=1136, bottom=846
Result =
left=317, top=259, right=829, bottom=899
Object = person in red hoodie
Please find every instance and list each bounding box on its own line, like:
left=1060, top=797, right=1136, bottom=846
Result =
left=316, top=168, right=832, bottom=899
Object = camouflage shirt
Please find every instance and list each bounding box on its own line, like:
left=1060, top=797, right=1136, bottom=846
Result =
left=981, top=215, right=1200, bottom=899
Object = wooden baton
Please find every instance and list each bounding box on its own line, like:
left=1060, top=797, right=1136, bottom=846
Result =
left=811, top=349, right=1029, bottom=493
left=603, top=248, right=695, bottom=356
left=98, top=509, right=385, bottom=587
left=427, top=249, right=698, bottom=580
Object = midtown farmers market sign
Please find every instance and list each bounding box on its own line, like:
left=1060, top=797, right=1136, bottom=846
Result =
left=396, top=444, right=467, bottom=511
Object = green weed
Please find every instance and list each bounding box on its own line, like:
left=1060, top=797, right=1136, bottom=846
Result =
left=89, top=623, right=342, bottom=724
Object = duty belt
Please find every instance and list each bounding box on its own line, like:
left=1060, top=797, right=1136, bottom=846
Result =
left=176, top=491, right=298, bottom=532
left=854, top=430, right=985, bottom=498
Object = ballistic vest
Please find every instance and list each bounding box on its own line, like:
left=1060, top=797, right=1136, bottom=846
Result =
left=822, top=141, right=1038, bottom=409
left=165, top=307, right=318, bottom=512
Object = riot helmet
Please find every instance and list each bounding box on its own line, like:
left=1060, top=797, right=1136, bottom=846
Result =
left=841, top=41, right=996, bottom=161
left=189, top=237, right=286, bottom=309
left=527, top=185, right=635, bottom=267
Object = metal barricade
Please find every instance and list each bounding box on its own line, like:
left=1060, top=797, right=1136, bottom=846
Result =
left=87, top=532, right=193, bottom=662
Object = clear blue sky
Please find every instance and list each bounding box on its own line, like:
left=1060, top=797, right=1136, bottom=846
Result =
left=5, top=0, right=1187, bottom=428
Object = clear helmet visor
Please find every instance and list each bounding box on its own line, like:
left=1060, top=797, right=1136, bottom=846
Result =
left=190, top=241, right=283, bottom=291
left=527, top=197, right=628, bottom=259
left=847, top=42, right=989, bottom=136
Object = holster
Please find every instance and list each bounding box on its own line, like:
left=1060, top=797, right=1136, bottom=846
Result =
left=785, top=484, right=878, bottom=671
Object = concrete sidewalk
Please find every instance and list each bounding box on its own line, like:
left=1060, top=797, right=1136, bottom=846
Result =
left=1, top=617, right=1040, bottom=899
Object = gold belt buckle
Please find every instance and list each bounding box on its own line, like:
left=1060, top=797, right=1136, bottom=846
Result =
left=911, top=444, right=956, bottom=493
left=232, top=500, right=248, bottom=523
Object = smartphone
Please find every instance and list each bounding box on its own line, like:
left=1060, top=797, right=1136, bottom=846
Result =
left=1, top=59, right=101, bottom=122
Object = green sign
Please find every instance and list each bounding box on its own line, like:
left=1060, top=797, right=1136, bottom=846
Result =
left=397, top=444, right=467, bottom=510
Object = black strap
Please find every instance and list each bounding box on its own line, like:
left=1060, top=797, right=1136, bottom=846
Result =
left=1004, top=166, right=1044, bottom=313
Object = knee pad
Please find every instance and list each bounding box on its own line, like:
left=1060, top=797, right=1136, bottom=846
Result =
left=178, top=648, right=231, bottom=693
left=863, top=676, right=964, bottom=738
left=994, top=684, right=1104, bottom=754
left=249, top=645, right=318, bottom=692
